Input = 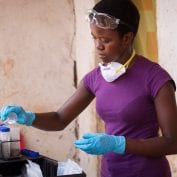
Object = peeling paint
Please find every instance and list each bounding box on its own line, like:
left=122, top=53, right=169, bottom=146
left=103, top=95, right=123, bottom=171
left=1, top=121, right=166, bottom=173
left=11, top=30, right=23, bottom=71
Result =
left=1, top=58, right=15, bottom=77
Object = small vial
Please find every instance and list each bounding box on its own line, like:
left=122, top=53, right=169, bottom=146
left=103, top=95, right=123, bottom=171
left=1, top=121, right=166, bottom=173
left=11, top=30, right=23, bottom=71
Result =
left=3, top=112, right=17, bottom=125
left=0, top=126, right=11, bottom=159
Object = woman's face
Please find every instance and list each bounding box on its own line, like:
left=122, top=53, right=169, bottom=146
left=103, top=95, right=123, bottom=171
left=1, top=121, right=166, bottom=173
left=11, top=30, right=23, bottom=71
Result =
left=90, top=24, right=128, bottom=64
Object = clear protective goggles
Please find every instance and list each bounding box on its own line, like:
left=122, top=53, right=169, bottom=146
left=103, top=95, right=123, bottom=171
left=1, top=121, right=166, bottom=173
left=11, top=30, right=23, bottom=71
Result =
left=86, top=9, right=131, bottom=30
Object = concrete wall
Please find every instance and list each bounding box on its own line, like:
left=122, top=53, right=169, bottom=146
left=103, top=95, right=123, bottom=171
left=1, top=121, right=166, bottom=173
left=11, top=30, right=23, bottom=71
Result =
left=156, top=1, right=177, bottom=176
left=0, top=0, right=76, bottom=166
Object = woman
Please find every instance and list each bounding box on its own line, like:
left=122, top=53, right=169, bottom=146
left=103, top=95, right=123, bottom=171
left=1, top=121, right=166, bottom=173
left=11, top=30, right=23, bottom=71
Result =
left=1, top=0, right=177, bottom=176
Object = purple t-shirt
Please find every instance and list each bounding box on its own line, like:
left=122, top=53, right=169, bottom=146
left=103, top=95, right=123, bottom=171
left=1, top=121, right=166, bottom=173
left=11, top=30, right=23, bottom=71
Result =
left=83, top=55, right=175, bottom=177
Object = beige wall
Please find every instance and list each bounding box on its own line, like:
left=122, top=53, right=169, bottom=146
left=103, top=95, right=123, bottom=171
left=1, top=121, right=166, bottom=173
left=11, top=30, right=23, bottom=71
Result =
left=157, top=1, right=177, bottom=176
left=0, top=0, right=76, bottom=166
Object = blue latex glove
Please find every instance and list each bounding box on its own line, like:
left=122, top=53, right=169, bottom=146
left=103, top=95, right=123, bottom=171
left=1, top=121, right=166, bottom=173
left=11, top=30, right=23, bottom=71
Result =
left=74, top=133, right=126, bottom=155
left=0, top=105, right=35, bottom=126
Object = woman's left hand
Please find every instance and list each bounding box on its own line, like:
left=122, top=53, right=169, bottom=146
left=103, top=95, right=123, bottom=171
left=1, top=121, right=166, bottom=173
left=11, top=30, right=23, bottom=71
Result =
left=74, top=133, right=126, bottom=155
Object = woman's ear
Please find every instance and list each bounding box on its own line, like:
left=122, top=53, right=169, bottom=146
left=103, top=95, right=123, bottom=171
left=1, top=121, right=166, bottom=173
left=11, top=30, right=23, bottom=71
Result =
left=122, top=32, right=134, bottom=45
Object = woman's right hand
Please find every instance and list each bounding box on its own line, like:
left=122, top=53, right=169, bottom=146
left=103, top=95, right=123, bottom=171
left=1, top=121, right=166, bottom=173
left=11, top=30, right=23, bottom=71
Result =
left=0, top=105, right=35, bottom=126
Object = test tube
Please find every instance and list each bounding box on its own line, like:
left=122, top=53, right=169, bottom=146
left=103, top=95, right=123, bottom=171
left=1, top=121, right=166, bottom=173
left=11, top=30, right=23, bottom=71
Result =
left=3, top=112, right=17, bottom=125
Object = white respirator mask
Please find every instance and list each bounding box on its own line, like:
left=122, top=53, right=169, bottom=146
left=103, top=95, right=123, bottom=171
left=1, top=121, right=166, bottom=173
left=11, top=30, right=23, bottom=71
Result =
left=99, top=50, right=136, bottom=82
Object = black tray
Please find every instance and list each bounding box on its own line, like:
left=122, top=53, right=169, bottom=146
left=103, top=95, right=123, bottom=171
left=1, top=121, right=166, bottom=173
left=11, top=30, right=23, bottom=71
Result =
left=0, top=155, right=86, bottom=177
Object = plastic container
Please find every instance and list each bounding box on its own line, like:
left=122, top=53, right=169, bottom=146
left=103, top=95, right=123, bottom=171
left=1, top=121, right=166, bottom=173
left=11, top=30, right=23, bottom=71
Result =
left=9, top=125, right=20, bottom=157
left=3, top=112, right=17, bottom=125
left=0, top=155, right=86, bottom=177
left=0, top=127, right=11, bottom=159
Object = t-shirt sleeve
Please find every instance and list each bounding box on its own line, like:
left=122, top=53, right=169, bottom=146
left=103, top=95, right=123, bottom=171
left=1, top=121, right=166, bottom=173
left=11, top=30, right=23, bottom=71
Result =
left=82, top=68, right=98, bottom=96
left=146, top=64, right=176, bottom=98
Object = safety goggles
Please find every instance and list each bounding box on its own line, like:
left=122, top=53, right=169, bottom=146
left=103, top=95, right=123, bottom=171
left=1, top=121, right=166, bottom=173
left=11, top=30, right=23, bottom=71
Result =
left=87, top=9, right=130, bottom=30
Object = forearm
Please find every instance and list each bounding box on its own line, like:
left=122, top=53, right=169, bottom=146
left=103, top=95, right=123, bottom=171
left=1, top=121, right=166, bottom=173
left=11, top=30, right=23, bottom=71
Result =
left=126, top=136, right=177, bottom=156
left=32, top=112, right=67, bottom=131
